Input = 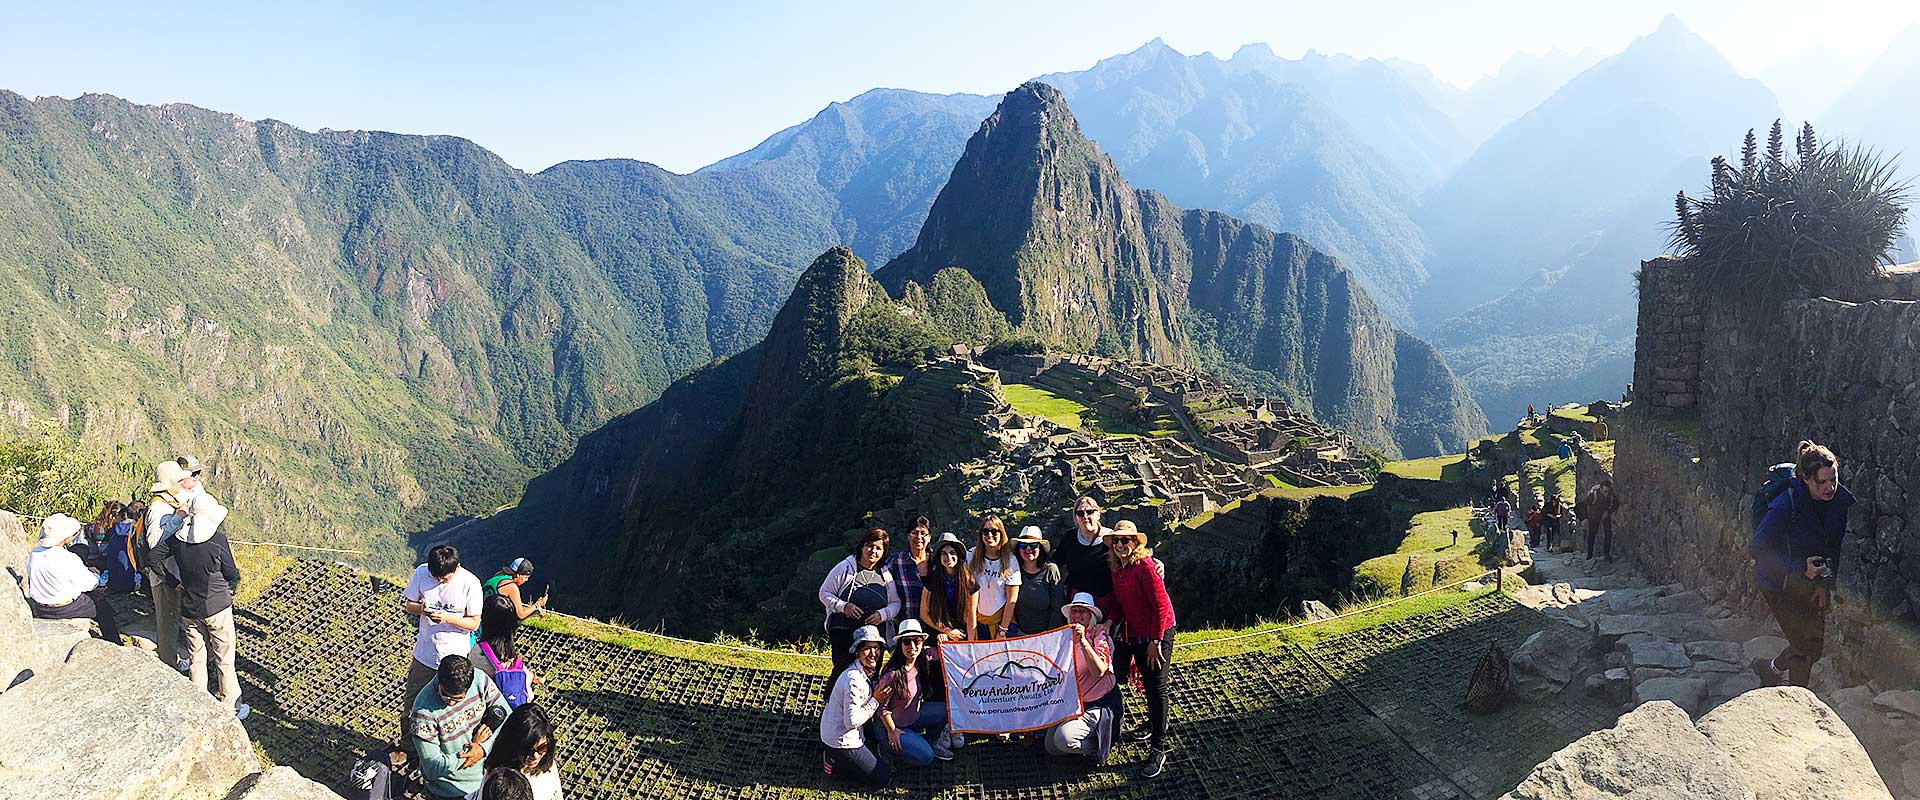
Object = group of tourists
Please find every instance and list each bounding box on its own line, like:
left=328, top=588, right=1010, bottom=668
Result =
left=816, top=496, right=1178, bottom=788
left=22, top=455, right=247, bottom=719
left=359, top=544, right=560, bottom=799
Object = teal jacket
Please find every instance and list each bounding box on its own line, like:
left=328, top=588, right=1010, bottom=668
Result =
left=410, top=671, right=511, bottom=797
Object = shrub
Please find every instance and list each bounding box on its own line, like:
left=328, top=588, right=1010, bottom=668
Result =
left=0, top=424, right=139, bottom=523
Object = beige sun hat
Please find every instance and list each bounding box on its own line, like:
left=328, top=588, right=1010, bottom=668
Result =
left=892, top=619, right=929, bottom=645
left=155, top=459, right=190, bottom=488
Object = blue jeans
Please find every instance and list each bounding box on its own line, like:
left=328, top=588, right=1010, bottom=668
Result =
left=863, top=701, right=947, bottom=767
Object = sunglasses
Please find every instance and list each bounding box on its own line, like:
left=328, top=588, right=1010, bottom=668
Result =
left=1017, top=543, right=1040, bottom=550
left=1075, top=509, right=1098, bottom=517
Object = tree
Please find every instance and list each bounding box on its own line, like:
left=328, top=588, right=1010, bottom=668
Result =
left=0, top=424, right=135, bottom=524
left=1668, top=122, right=1912, bottom=304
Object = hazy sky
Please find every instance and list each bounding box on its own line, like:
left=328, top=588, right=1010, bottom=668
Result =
left=4, top=0, right=1915, bottom=173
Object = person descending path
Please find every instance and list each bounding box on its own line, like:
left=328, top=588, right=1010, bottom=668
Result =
left=401, top=546, right=486, bottom=753
left=149, top=456, right=245, bottom=720
left=25, top=513, right=122, bottom=643
left=1750, top=440, right=1851, bottom=689
left=819, top=625, right=895, bottom=789
left=482, top=559, right=549, bottom=620
left=1045, top=592, right=1121, bottom=765
left=1106, top=520, right=1177, bottom=779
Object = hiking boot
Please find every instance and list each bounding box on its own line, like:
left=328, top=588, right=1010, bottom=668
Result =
left=931, top=739, right=954, bottom=762
left=1751, top=657, right=1784, bottom=687
left=948, top=731, right=965, bottom=750
left=1141, top=747, right=1167, bottom=778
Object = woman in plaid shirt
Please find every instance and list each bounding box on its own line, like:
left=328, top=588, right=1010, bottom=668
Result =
left=884, top=517, right=931, bottom=637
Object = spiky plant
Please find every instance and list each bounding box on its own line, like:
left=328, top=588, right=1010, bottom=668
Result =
left=1741, top=129, right=1759, bottom=179
left=1668, top=122, right=1911, bottom=304
left=1766, top=119, right=1786, bottom=171
left=1797, top=122, right=1817, bottom=162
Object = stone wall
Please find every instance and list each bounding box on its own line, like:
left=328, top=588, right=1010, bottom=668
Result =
left=1618, top=259, right=1920, bottom=689
left=1632, top=256, right=1705, bottom=414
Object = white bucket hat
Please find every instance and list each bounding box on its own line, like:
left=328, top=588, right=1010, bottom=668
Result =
left=155, top=459, right=190, bottom=488
left=848, top=625, right=886, bottom=654
left=892, top=619, right=929, bottom=646
left=1062, top=591, right=1104, bottom=624
left=37, top=514, right=82, bottom=549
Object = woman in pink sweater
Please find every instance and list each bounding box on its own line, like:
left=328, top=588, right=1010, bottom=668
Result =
left=1104, top=520, right=1175, bottom=779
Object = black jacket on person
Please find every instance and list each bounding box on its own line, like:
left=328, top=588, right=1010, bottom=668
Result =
left=154, top=529, right=241, bottom=619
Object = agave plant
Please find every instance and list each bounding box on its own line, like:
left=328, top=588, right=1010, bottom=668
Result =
left=1668, top=121, right=1912, bottom=304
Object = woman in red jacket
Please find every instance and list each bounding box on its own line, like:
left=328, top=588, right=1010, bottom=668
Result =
left=1104, top=519, right=1175, bottom=779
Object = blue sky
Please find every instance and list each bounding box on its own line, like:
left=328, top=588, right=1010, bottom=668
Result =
left=3, top=0, right=1915, bottom=173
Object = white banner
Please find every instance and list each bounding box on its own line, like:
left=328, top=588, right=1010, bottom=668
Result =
left=938, top=626, right=1082, bottom=734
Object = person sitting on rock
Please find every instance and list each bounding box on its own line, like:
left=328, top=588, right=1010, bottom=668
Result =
left=24, top=513, right=121, bottom=643
left=481, top=558, right=547, bottom=620
left=1749, top=440, right=1851, bottom=689
left=820, top=625, right=895, bottom=788
left=412, top=654, right=512, bottom=798
left=873, top=619, right=950, bottom=764
left=1045, top=592, right=1121, bottom=765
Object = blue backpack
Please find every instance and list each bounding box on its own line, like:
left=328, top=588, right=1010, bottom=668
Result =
left=1751, top=463, right=1797, bottom=528
left=479, top=642, right=531, bottom=708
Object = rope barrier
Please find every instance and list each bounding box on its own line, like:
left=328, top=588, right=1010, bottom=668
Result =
left=229, top=539, right=365, bottom=556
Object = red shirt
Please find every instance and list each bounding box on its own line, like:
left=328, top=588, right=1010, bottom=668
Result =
left=1107, top=558, right=1175, bottom=640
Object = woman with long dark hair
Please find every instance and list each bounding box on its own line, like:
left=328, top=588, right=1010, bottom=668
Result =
left=471, top=594, right=541, bottom=706
left=482, top=702, right=563, bottom=799
left=872, top=619, right=950, bottom=763
left=918, top=532, right=975, bottom=752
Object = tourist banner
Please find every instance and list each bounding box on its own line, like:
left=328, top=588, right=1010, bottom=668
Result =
left=938, top=626, right=1082, bottom=734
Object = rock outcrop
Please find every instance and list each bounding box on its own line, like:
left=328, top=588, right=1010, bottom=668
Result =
left=1504, top=691, right=1891, bottom=800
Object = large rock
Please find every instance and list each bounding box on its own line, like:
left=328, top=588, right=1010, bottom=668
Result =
left=1688, top=640, right=1747, bottom=665
left=1512, top=620, right=1592, bottom=700
left=223, top=766, right=346, bottom=800
left=0, top=638, right=256, bottom=799
left=1501, top=701, right=1754, bottom=800
left=1744, top=636, right=1789, bottom=663
left=1873, top=690, right=1920, bottom=719
left=1630, top=641, right=1693, bottom=670
left=1696, top=687, right=1892, bottom=800
left=1634, top=676, right=1709, bottom=717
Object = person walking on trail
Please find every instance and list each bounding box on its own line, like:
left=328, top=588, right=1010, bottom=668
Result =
left=1541, top=495, right=1564, bottom=551
left=1492, top=498, right=1511, bottom=534
left=1054, top=496, right=1115, bottom=601
left=1750, top=441, right=1851, bottom=689
left=482, top=559, right=548, bottom=620
left=149, top=462, right=245, bottom=721
left=25, top=513, right=122, bottom=643
left=411, top=654, right=511, bottom=798
left=142, top=457, right=209, bottom=673
left=1583, top=479, right=1619, bottom=561
left=1106, top=520, right=1177, bottom=779
left=401, top=545, right=486, bottom=753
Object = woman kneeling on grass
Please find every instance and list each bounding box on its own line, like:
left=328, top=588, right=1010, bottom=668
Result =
left=820, top=626, right=895, bottom=788
left=872, top=619, right=952, bottom=764
left=1045, top=592, right=1121, bottom=766
left=1106, top=520, right=1176, bottom=779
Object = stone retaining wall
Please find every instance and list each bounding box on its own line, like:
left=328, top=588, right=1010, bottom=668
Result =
left=1631, top=256, right=1704, bottom=414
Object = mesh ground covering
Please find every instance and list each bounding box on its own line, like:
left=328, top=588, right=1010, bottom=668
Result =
left=228, top=561, right=1612, bottom=799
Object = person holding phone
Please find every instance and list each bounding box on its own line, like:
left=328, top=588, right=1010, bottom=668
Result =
left=400, top=545, right=485, bottom=753
left=819, top=528, right=899, bottom=690
left=820, top=626, right=894, bottom=788
left=482, top=558, right=548, bottom=620
left=1750, top=440, right=1852, bottom=688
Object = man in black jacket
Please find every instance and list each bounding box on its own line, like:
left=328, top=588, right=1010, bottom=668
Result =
left=150, top=455, right=247, bottom=720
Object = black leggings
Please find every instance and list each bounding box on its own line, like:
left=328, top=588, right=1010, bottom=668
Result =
left=1112, top=628, right=1174, bottom=749
left=825, top=626, right=856, bottom=700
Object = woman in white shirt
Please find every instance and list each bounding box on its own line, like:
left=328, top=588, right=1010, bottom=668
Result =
left=476, top=702, right=564, bottom=800
left=819, top=626, right=894, bottom=788
left=817, top=528, right=900, bottom=688
left=25, top=513, right=121, bottom=642
left=966, top=516, right=1021, bottom=640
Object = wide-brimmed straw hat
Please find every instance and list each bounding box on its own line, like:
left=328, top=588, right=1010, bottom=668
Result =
left=848, top=625, right=885, bottom=654
left=37, top=514, right=82, bottom=549
left=1106, top=520, right=1147, bottom=543
left=1013, top=526, right=1049, bottom=553
left=1062, top=591, right=1104, bottom=624
left=892, top=619, right=929, bottom=645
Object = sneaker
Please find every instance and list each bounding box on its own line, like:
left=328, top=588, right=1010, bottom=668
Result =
left=1141, top=747, right=1167, bottom=778
left=1123, top=725, right=1151, bottom=743
left=931, top=740, right=954, bottom=762
left=1751, top=657, right=1784, bottom=687
left=234, top=703, right=251, bottom=721
left=176, top=657, right=191, bottom=674
left=948, top=731, right=965, bottom=750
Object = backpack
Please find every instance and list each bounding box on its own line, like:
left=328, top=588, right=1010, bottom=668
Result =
left=827, top=567, right=889, bottom=631
left=1751, top=463, right=1797, bottom=527
left=1465, top=643, right=1511, bottom=712
left=480, top=641, right=531, bottom=709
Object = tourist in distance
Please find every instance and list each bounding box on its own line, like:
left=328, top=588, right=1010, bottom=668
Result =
left=819, top=528, right=900, bottom=687
left=24, top=513, right=122, bottom=642
left=819, top=625, right=896, bottom=788
left=873, top=619, right=951, bottom=764
left=1492, top=496, right=1511, bottom=534
left=967, top=515, right=1022, bottom=640
left=1106, top=519, right=1177, bottom=779
left=919, top=531, right=976, bottom=752
left=1009, top=526, right=1066, bottom=636
left=480, top=702, right=564, bottom=800
left=474, top=768, right=534, bottom=800
left=482, top=558, right=548, bottom=619
left=1750, top=440, right=1851, bottom=688
left=1583, top=479, right=1618, bottom=561
left=412, top=654, right=512, bottom=798
left=103, top=500, right=141, bottom=593
left=1044, top=592, right=1121, bottom=765
left=1542, top=495, right=1564, bottom=551
left=1054, top=496, right=1115, bottom=601
left=884, top=517, right=932, bottom=645
left=472, top=594, right=542, bottom=708
left=1525, top=501, right=1544, bottom=549
left=142, top=457, right=208, bottom=673
left=148, top=456, right=246, bottom=720
left=401, top=545, right=487, bottom=753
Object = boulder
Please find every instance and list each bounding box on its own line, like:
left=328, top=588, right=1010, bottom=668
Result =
left=1500, top=701, right=1753, bottom=800
left=1630, top=641, right=1693, bottom=670
left=223, top=766, right=346, bottom=800
left=1654, top=590, right=1710, bottom=615
left=1584, top=668, right=1631, bottom=705
left=1744, top=636, right=1789, bottom=664
left=1687, top=640, right=1747, bottom=665
left=1595, top=614, right=1686, bottom=647
left=1634, top=676, right=1709, bottom=717
left=1708, top=673, right=1764, bottom=703
left=1512, top=621, right=1592, bottom=700
left=0, top=638, right=256, bottom=799
left=1873, top=690, right=1920, bottom=720
left=1696, top=687, right=1893, bottom=800
left=1301, top=600, right=1336, bottom=622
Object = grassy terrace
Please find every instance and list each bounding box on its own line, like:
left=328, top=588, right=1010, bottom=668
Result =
left=1381, top=453, right=1469, bottom=481
left=1352, top=506, right=1497, bottom=595
left=233, top=560, right=1608, bottom=799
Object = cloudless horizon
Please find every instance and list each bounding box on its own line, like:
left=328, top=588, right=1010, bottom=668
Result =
left=4, top=0, right=1916, bottom=173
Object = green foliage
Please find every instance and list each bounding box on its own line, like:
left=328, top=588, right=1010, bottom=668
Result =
left=1670, top=121, right=1912, bottom=303
left=981, top=333, right=1049, bottom=358
left=839, top=301, right=946, bottom=372
left=921, top=268, right=1009, bottom=343
left=0, top=424, right=140, bottom=522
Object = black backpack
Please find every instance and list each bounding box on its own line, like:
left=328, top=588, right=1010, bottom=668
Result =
left=1751, top=463, right=1797, bottom=527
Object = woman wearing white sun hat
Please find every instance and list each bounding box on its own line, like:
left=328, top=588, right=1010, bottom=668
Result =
left=820, top=625, right=895, bottom=788
left=25, top=513, right=122, bottom=642
left=1044, top=591, right=1120, bottom=764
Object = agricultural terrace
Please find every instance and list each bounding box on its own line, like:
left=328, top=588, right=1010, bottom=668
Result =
left=231, top=561, right=1615, bottom=799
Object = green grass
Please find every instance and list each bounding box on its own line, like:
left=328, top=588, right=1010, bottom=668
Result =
left=1175, top=582, right=1501, bottom=660
left=1585, top=439, right=1615, bottom=471
left=1262, top=478, right=1374, bottom=501
left=1001, top=382, right=1093, bottom=429
left=1381, top=453, right=1469, bottom=481
left=1549, top=405, right=1598, bottom=424
left=1514, top=452, right=1579, bottom=503
left=1352, top=506, right=1494, bottom=596
left=527, top=610, right=833, bottom=675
